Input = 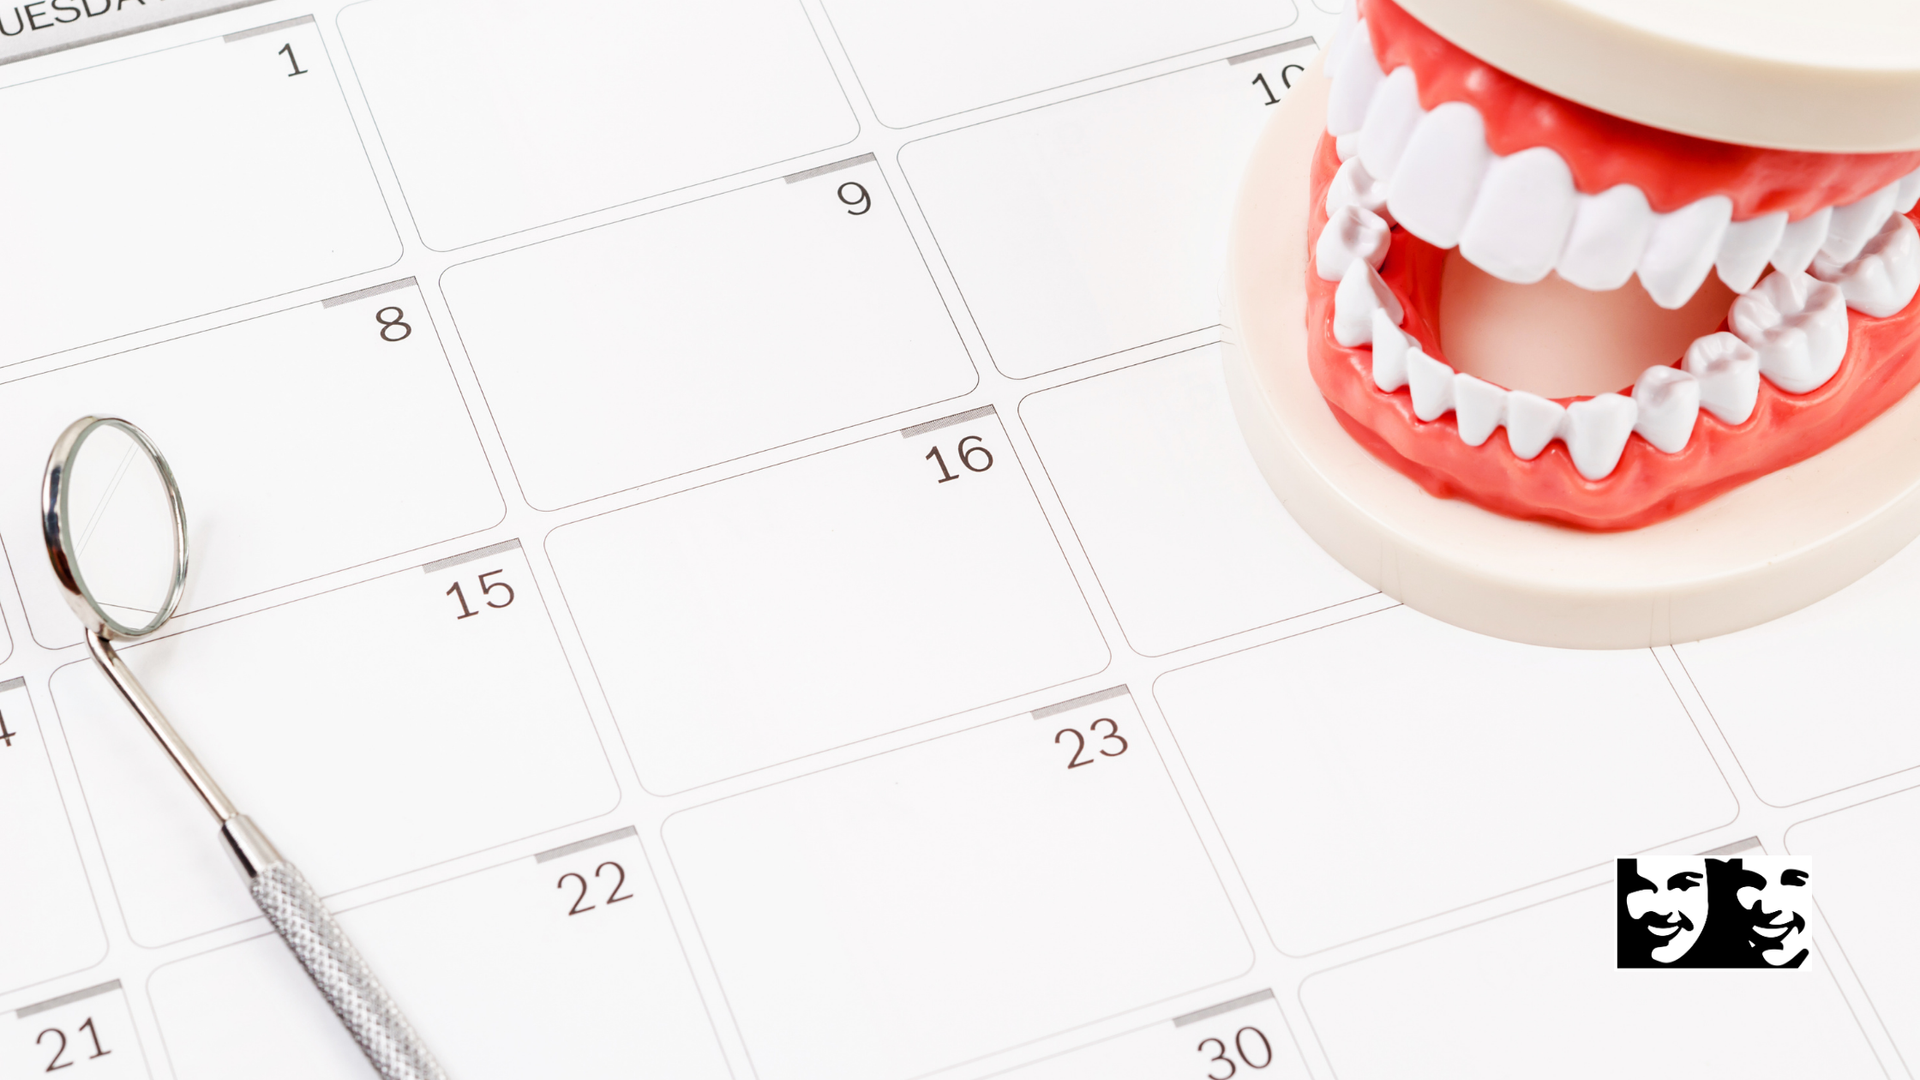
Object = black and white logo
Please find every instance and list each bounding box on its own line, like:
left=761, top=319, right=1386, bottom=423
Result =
left=1617, top=856, right=1811, bottom=968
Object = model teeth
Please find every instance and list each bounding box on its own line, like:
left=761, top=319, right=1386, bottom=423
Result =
left=1332, top=259, right=1403, bottom=347
left=1315, top=21, right=1916, bottom=479
left=1564, top=394, right=1638, bottom=480
left=1771, top=208, right=1830, bottom=275
left=1459, top=148, right=1577, bottom=285
left=1558, top=185, right=1657, bottom=292
left=1731, top=270, right=1849, bottom=394
left=1812, top=212, right=1920, bottom=318
left=1326, top=157, right=1393, bottom=225
left=1325, top=38, right=1920, bottom=308
left=1357, top=66, right=1423, bottom=183
left=1630, top=367, right=1701, bottom=453
left=1387, top=103, right=1492, bottom=250
left=1316, top=204, right=1392, bottom=281
left=1821, top=183, right=1898, bottom=265
left=1451, top=373, right=1507, bottom=445
left=1683, top=332, right=1761, bottom=425
left=1714, top=212, right=1787, bottom=294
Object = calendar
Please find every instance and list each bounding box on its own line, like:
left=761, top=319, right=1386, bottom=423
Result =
left=2, top=1, right=1916, bottom=1078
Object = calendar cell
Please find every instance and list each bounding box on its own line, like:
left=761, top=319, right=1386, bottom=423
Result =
left=546, top=409, right=1110, bottom=793
left=0, top=280, right=503, bottom=649
left=6, top=981, right=150, bottom=1080
left=1155, top=606, right=1735, bottom=954
left=821, top=0, right=1291, bottom=126
left=0, top=17, right=399, bottom=367
left=0, top=681, right=106, bottom=997
left=443, top=157, right=976, bottom=510
left=50, top=543, right=619, bottom=946
left=1021, top=346, right=1370, bottom=655
left=664, top=688, right=1249, bottom=1080
left=1302, top=886, right=1881, bottom=1078
left=899, top=42, right=1317, bottom=377
left=150, top=830, right=727, bottom=1080
left=338, top=0, right=859, bottom=249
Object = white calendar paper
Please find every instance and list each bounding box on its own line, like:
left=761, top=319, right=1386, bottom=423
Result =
left=1, top=2, right=1914, bottom=1078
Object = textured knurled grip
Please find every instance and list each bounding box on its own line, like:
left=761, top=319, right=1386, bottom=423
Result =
left=250, top=862, right=448, bottom=1080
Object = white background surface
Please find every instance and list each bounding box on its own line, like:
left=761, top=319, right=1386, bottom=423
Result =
left=0, top=2, right=1912, bottom=1079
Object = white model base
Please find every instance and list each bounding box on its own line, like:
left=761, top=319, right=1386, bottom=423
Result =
left=1220, top=60, right=1920, bottom=649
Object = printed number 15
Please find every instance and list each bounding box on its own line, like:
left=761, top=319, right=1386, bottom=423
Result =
left=447, top=570, right=515, bottom=620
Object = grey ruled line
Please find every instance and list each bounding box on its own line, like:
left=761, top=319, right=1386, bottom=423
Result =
left=784, top=153, right=877, bottom=184
left=322, top=277, right=418, bottom=309
left=17, top=980, right=121, bottom=1019
left=0, top=0, right=273, bottom=67
left=1699, top=836, right=1764, bottom=857
left=1227, top=37, right=1316, bottom=65
left=0, top=676, right=25, bottom=693
left=1174, top=988, right=1275, bottom=1027
left=1031, top=685, right=1130, bottom=720
left=422, top=538, right=522, bottom=574
left=901, top=404, right=996, bottom=440
left=223, top=14, right=315, bottom=42
left=535, top=826, right=638, bottom=864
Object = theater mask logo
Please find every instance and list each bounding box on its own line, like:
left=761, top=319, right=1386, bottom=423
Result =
left=1617, top=856, right=1812, bottom=968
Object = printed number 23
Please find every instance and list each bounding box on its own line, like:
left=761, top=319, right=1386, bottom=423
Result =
left=1056, top=717, right=1127, bottom=769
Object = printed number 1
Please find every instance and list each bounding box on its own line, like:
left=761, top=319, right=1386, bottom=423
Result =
left=278, top=43, right=308, bottom=77
left=0, top=709, right=13, bottom=748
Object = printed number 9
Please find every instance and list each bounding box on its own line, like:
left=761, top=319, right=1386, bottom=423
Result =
left=838, top=181, right=871, bottom=216
left=376, top=306, right=412, bottom=342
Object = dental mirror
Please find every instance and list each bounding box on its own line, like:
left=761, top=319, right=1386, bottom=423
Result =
left=44, top=417, right=187, bottom=640
left=42, top=416, right=446, bottom=1080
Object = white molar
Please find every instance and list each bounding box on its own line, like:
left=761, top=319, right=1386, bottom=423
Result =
left=1326, top=156, right=1393, bottom=224
left=1771, top=208, right=1831, bottom=275
left=1564, top=394, right=1638, bottom=480
left=1316, top=204, right=1392, bottom=282
left=1405, top=347, right=1455, bottom=420
left=1630, top=366, right=1701, bottom=453
left=1812, top=212, right=1920, bottom=318
left=1332, top=259, right=1403, bottom=347
left=1372, top=311, right=1411, bottom=390
left=1452, top=373, right=1507, bottom=445
left=1730, top=270, right=1849, bottom=394
left=1504, top=391, right=1565, bottom=460
left=1325, top=18, right=1383, bottom=138
left=1821, top=183, right=1899, bottom=265
left=1557, top=185, right=1656, bottom=291
left=1715, top=212, right=1787, bottom=294
left=1459, top=147, right=1577, bottom=284
left=1358, top=66, right=1424, bottom=183
left=1336, top=133, right=1359, bottom=161
left=1638, top=196, right=1732, bottom=309
left=1683, top=332, right=1762, bottom=425
left=1388, top=103, right=1492, bottom=250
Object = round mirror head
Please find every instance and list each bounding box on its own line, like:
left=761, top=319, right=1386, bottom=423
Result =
left=43, top=417, right=187, bottom=639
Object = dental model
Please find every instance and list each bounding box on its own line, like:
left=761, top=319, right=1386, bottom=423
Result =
left=1221, top=0, right=1920, bottom=646
left=1310, top=0, right=1920, bottom=529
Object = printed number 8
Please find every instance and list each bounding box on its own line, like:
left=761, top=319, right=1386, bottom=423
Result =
left=376, top=306, right=412, bottom=342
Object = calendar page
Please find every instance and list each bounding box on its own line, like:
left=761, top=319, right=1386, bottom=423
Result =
left=2, top=1, right=1917, bottom=1078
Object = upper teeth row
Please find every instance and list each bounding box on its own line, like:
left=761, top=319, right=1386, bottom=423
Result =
left=1322, top=14, right=1920, bottom=308
left=1325, top=210, right=1920, bottom=478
